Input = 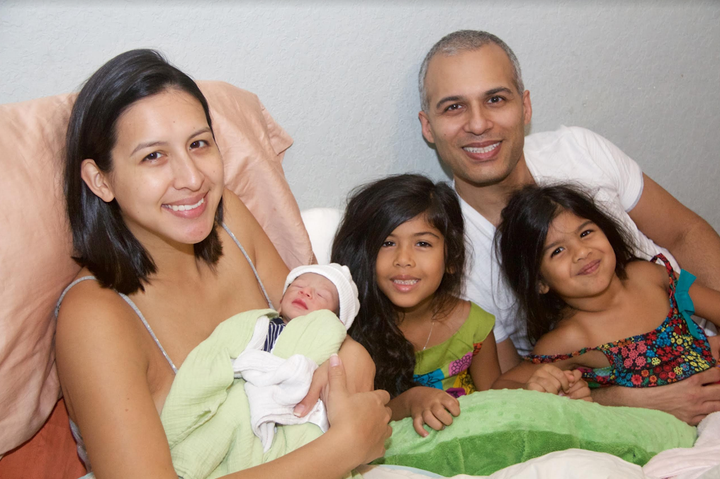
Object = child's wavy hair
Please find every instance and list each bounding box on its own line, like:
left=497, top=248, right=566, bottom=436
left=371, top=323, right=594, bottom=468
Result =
left=331, top=174, right=466, bottom=398
left=496, top=184, right=638, bottom=345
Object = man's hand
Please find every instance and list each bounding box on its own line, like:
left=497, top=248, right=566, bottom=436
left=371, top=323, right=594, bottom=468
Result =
left=592, top=367, right=720, bottom=425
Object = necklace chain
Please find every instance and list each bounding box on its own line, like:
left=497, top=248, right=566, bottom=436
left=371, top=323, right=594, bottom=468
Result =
left=422, top=320, right=435, bottom=351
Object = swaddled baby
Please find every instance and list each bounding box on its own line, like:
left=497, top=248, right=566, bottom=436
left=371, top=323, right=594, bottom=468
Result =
left=263, top=263, right=360, bottom=352
left=233, top=263, right=360, bottom=452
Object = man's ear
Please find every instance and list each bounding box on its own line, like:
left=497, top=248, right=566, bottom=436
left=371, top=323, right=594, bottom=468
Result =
left=418, top=110, right=435, bottom=144
left=538, top=280, right=550, bottom=295
left=522, top=90, right=532, bottom=126
left=80, top=159, right=115, bottom=203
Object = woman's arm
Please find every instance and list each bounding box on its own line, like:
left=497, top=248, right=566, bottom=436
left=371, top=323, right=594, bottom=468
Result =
left=293, top=335, right=375, bottom=418
left=222, top=189, right=290, bottom=307
left=57, top=286, right=391, bottom=479
left=56, top=284, right=180, bottom=479
left=232, top=355, right=392, bottom=479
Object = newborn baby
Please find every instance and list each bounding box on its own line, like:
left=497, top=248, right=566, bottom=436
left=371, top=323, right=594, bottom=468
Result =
left=233, top=263, right=360, bottom=452
left=263, top=263, right=360, bottom=352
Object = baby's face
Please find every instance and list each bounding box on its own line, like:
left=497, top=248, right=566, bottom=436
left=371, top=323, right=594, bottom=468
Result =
left=280, top=273, right=339, bottom=320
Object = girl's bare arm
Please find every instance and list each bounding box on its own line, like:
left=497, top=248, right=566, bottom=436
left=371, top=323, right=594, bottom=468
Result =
left=469, top=330, right=501, bottom=391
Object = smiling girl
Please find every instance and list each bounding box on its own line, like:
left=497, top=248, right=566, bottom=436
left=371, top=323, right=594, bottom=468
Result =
left=495, top=184, right=720, bottom=394
left=332, top=174, right=588, bottom=437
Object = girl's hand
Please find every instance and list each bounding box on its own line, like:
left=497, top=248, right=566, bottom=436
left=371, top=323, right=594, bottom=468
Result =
left=564, top=372, right=593, bottom=402
left=323, top=354, right=392, bottom=465
left=389, top=386, right=460, bottom=437
left=525, top=364, right=575, bottom=395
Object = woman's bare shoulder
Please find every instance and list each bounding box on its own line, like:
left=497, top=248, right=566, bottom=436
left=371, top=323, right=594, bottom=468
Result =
left=56, top=277, right=149, bottom=387
left=222, top=188, right=258, bottom=227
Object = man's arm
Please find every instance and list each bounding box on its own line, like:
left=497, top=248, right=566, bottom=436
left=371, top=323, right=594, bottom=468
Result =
left=629, top=174, right=720, bottom=290
left=591, top=367, right=720, bottom=425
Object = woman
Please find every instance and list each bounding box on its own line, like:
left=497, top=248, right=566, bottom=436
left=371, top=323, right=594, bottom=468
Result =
left=55, top=49, right=390, bottom=479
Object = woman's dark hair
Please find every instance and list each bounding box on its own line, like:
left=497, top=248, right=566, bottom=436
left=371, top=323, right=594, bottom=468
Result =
left=65, top=49, right=223, bottom=295
left=496, top=183, right=637, bottom=345
left=331, top=174, right=466, bottom=397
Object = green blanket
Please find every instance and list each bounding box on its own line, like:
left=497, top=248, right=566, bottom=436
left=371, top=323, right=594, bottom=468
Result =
left=160, top=309, right=355, bottom=479
left=376, top=389, right=696, bottom=477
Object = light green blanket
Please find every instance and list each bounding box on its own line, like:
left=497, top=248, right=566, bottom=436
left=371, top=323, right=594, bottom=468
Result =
left=376, top=388, right=697, bottom=477
left=160, top=309, right=357, bottom=479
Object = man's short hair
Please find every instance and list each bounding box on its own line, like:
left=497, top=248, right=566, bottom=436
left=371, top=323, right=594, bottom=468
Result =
left=418, top=30, right=524, bottom=112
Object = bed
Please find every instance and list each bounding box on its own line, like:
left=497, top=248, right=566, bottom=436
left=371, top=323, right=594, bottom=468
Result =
left=1, top=82, right=718, bottom=479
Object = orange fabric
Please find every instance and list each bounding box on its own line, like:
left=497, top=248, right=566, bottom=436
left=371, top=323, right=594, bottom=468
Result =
left=0, top=81, right=312, bottom=461
left=0, top=399, right=86, bottom=478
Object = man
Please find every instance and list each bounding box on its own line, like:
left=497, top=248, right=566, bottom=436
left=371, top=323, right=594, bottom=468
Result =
left=418, top=30, right=720, bottom=424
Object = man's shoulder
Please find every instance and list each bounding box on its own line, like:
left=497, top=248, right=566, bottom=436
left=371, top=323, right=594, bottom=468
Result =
left=524, top=125, right=600, bottom=153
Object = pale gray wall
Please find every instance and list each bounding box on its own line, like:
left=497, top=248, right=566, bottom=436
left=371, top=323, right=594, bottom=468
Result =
left=2, top=1, right=719, bottom=229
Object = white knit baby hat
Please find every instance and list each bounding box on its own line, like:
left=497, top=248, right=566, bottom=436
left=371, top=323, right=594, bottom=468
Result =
left=283, top=263, right=360, bottom=330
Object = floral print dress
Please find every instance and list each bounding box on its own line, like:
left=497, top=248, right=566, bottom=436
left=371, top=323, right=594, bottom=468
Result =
left=525, top=254, right=717, bottom=388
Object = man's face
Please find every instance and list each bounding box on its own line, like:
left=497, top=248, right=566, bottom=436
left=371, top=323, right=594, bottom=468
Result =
left=419, top=44, right=532, bottom=190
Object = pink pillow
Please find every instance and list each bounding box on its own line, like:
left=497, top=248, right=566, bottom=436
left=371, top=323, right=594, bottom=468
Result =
left=0, top=81, right=312, bottom=455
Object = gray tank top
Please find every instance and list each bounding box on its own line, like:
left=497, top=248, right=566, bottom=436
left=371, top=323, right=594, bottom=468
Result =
left=56, top=223, right=274, bottom=473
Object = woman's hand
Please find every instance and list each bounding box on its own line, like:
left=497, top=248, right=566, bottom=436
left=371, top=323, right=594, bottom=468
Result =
left=389, top=386, right=460, bottom=437
left=323, top=354, right=392, bottom=465
left=294, top=337, right=375, bottom=417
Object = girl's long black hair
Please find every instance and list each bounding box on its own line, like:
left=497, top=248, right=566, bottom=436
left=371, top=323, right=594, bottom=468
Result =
left=496, top=184, right=638, bottom=345
left=331, top=174, right=466, bottom=397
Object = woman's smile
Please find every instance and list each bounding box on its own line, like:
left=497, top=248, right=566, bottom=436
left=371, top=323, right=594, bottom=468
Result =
left=107, top=89, right=224, bottom=249
left=162, top=194, right=207, bottom=217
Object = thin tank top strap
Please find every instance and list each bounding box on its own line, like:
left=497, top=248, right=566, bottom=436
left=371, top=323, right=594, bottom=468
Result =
left=116, top=291, right=178, bottom=374
left=222, top=222, right=275, bottom=310
left=525, top=346, right=596, bottom=364
left=55, top=275, right=178, bottom=374
left=650, top=253, right=675, bottom=279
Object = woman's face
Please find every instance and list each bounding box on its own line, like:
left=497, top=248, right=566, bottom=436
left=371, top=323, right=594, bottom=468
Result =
left=104, top=88, right=224, bottom=250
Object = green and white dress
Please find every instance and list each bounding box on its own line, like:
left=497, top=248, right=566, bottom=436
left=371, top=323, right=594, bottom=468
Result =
left=413, top=302, right=495, bottom=398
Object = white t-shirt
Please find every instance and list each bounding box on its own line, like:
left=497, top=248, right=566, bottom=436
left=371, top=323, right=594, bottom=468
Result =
left=461, top=126, right=678, bottom=355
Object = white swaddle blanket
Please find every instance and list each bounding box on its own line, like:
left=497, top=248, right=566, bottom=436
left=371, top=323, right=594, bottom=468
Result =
left=233, top=315, right=328, bottom=452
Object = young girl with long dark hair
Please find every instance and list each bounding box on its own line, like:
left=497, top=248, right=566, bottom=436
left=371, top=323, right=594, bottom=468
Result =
left=495, top=184, right=719, bottom=393
left=332, top=174, right=590, bottom=437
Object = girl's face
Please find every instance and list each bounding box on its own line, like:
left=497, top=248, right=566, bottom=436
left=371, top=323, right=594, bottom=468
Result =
left=375, top=214, right=446, bottom=314
left=93, top=89, right=224, bottom=251
left=539, top=210, right=617, bottom=301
